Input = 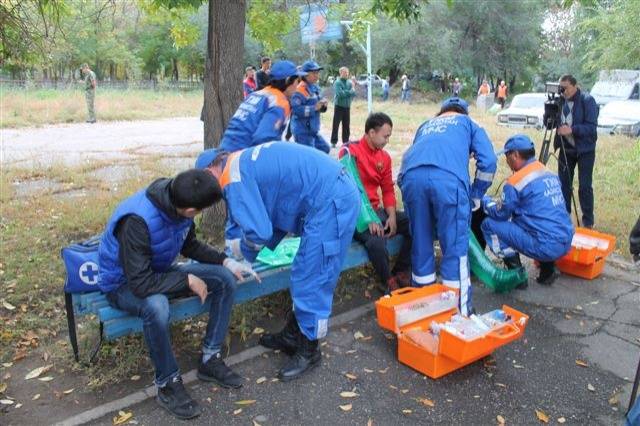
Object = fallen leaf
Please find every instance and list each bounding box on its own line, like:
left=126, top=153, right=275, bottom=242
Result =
left=339, top=403, right=352, bottom=411
left=38, top=376, right=53, bottom=382
left=345, top=373, right=357, bottom=380
left=419, top=398, right=435, bottom=407
left=354, top=331, right=365, bottom=340
left=253, top=420, right=262, bottom=426
left=575, top=360, right=588, bottom=367
left=233, top=408, right=243, bottom=415
left=513, top=364, right=524, bottom=369
left=252, top=327, right=265, bottom=335
left=2, top=300, right=16, bottom=311
left=345, top=350, right=357, bottom=354
left=32, top=394, right=40, bottom=400
left=565, top=314, right=572, bottom=319
left=113, top=410, right=133, bottom=425
left=401, top=389, right=409, bottom=394
left=496, top=383, right=507, bottom=388
left=43, top=352, right=49, bottom=362
left=130, top=375, right=140, bottom=381
left=558, top=417, right=566, bottom=424
left=587, top=383, right=595, bottom=392
left=340, top=391, right=359, bottom=398
left=535, top=409, right=549, bottom=423
left=235, top=400, right=257, bottom=405
left=402, top=409, right=412, bottom=414
left=25, top=365, right=52, bottom=380
left=0, top=399, right=14, bottom=405
left=609, top=394, right=619, bottom=405
left=63, top=388, right=75, bottom=394
left=15, top=403, right=22, bottom=408
left=13, top=351, right=27, bottom=362
left=367, top=419, right=373, bottom=426
left=497, top=414, right=505, bottom=424
left=576, top=305, right=583, bottom=311
left=1, top=363, right=12, bottom=368
left=0, top=383, right=6, bottom=393
left=378, top=367, right=389, bottom=374
left=361, top=336, right=373, bottom=341
left=364, top=368, right=374, bottom=373
left=256, top=376, right=267, bottom=384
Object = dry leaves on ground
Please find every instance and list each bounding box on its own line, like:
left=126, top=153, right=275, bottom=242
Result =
left=535, top=409, right=549, bottom=423
left=344, top=373, right=357, bottom=380
left=112, top=410, right=133, bottom=425
left=575, top=360, right=588, bottom=367
left=256, top=377, right=267, bottom=384
left=587, top=383, right=595, bottom=392
left=235, top=400, right=257, bottom=405
left=340, top=391, right=359, bottom=398
left=497, top=414, right=506, bottom=425
left=339, top=404, right=352, bottom=411
left=24, top=365, right=52, bottom=380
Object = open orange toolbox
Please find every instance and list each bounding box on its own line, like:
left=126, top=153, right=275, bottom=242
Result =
left=556, top=227, right=616, bottom=280
left=375, top=285, right=529, bottom=379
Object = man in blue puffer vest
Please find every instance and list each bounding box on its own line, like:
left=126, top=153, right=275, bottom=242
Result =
left=196, top=142, right=359, bottom=383
left=98, top=169, right=258, bottom=420
left=290, top=60, right=330, bottom=153
left=481, top=134, right=574, bottom=287
left=399, top=97, right=497, bottom=316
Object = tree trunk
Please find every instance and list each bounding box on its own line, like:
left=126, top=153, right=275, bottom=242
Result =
left=172, top=58, right=179, bottom=81
left=201, top=0, right=246, bottom=239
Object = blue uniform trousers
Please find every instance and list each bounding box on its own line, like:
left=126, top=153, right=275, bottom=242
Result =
left=400, top=166, right=472, bottom=316
left=481, top=218, right=571, bottom=262
left=291, top=173, right=359, bottom=340
left=295, top=133, right=331, bottom=154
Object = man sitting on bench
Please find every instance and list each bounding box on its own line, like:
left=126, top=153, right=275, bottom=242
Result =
left=97, top=169, right=257, bottom=420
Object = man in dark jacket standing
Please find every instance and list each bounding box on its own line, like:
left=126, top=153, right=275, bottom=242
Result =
left=555, top=74, right=599, bottom=228
left=331, top=66, right=357, bottom=147
left=98, top=169, right=258, bottom=420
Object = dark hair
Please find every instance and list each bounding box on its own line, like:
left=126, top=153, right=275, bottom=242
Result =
left=170, top=169, right=222, bottom=210
left=269, top=76, right=298, bottom=92
left=437, top=104, right=468, bottom=116
left=514, top=148, right=536, bottom=160
left=261, top=56, right=271, bottom=64
left=560, top=74, right=577, bottom=86
left=365, top=112, right=393, bottom=133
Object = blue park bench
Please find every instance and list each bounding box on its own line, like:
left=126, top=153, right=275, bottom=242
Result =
left=64, top=237, right=404, bottom=363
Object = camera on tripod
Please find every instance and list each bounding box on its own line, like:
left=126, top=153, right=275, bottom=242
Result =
left=543, top=82, right=565, bottom=130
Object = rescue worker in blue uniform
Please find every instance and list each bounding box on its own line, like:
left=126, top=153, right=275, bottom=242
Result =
left=290, top=60, right=330, bottom=153
left=195, top=142, right=360, bottom=382
left=220, top=60, right=306, bottom=153
left=481, top=134, right=574, bottom=287
left=398, top=97, right=497, bottom=316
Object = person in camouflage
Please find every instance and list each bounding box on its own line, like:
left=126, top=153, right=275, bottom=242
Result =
left=81, top=63, right=96, bottom=123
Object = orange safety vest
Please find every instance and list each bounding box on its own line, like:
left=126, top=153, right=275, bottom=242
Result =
left=506, top=160, right=546, bottom=191
left=497, top=85, right=507, bottom=98
left=479, top=84, right=490, bottom=95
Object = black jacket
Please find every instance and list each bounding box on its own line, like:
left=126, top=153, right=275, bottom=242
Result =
left=554, top=88, right=599, bottom=154
left=114, top=178, right=226, bottom=298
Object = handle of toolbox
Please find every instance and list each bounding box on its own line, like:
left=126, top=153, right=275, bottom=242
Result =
left=488, top=322, right=520, bottom=341
left=390, top=287, right=418, bottom=297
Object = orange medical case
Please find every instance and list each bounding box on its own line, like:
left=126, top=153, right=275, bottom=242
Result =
left=375, top=286, right=529, bottom=379
left=556, top=227, right=616, bottom=280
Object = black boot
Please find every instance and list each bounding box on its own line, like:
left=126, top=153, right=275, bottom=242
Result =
left=259, top=311, right=299, bottom=355
left=504, top=255, right=528, bottom=290
left=277, top=333, right=322, bottom=382
left=537, top=261, right=558, bottom=286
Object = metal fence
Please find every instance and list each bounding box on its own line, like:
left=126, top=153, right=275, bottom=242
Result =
left=0, top=79, right=203, bottom=91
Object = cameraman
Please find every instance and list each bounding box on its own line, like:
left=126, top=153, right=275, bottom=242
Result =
left=291, top=60, right=331, bottom=153
left=555, top=74, right=599, bottom=228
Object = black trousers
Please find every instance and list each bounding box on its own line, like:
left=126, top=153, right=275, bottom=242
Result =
left=354, top=209, right=412, bottom=284
left=331, top=105, right=351, bottom=145
left=630, top=215, right=640, bottom=257
left=557, top=148, right=595, bottom=227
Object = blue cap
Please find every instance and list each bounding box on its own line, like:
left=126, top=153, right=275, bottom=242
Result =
left=270, top=60, right=307, bottom=80
left=195, top=148, right=223, bottom=169
left=496, top=134, right=535, bottom=155
left=441, top=97, right=469, bottom=114
left=301, top=60, right=323, bottom=72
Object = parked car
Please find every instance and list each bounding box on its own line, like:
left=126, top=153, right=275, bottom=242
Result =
left=496, top=93, right=546, bottom=129
left=597, top=100, right=640, bottom=137
left=356, top=74, right=383, bottom=86
left=590, top=69, right=640, bottom=106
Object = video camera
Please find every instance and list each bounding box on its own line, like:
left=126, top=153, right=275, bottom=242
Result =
left=539, top=82, right=566, bottom=164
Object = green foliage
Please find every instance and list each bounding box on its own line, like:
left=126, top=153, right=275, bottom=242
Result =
left=246, top=0, right=297, bottom=54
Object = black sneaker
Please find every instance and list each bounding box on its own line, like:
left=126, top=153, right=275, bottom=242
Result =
left=197, top=353, right=243, bottom=388
left=537, top=261, right=558, bottom=286
left=156, top=376, right=201, bottom=420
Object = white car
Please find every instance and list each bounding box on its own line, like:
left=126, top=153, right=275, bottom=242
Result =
left=497, top=93, right=546, bottom=129
left=597, top=100, right=640, bottom=137
left=356, top=74, right=383, bottom=86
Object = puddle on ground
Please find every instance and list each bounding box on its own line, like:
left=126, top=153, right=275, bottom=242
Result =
left=12, top=179, right=66, bottom=198
left=90, top=164, right=142, bottom=183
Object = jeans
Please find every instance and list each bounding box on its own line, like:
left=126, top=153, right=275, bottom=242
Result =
left=331, top=105, right=351, bottom=145
left=557, top=149, right=595, bottom=227
left=354, top=209, right=412, bottom=284
left=401, top=89, right=411, bottom=103
left=106, top=262, right=236, bottom=386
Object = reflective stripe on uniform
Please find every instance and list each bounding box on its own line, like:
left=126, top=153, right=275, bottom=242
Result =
left=476, top=170, right=495, bottom=182
left=412, top=272, right=436, bottom=285
left=513, top=169, right=548, bottom=192
left=442, top=279, right=460, bottom=288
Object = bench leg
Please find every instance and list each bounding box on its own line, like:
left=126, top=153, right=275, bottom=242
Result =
left=64, top=293, right=80, bottom=362
left=88, top=322, right=104, bottom=364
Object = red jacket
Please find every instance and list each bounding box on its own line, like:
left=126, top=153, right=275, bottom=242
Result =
left=340, top=136, right=396, bottom=209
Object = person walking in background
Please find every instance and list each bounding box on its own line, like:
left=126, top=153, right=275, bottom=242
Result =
left=496, top=80, right=508, bottom=109
left=554, top=74, right=599, bottom=229
left=400, top=75, right=411, bottom=103
left=477, top=79, right=490, bottom=96
left=331, top=66, right=356, bottom=148
left=381, top=77, right=390, bottom=101
left=243, top=66, right=257, bottom=99
left=255, top=57, right=271, bottom=90
left=81, top=63, right=96, bottom=123
left=452, top=77, right=462, bottom=96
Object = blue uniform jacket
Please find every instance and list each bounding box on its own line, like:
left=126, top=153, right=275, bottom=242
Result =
left=554, top=88, right=599, bottom=154
left=220, top=87, right=291, bottom=152
left=218, top=142, right=345, bottom=261
left=482, top=159, right=574, bottom=243
left=399, top=113, right=497, bottom=204
left=290, top=81, right=322, bottom=136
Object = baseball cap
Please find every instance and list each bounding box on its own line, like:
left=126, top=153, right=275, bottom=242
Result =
left=195, top=148, right=223, bottom=170
left=270, top=60, right=307, bottom=80
left=301, top=60, right=323, bottom=72
left=495, top=134, right=535, bottom=155
left=441, top=97, right=469, bottom=114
